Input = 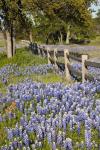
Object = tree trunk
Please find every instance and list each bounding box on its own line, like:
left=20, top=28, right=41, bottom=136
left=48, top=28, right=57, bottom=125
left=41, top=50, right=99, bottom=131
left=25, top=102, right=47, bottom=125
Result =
left=46, top=37, right=49, bottom=44
left=2, top=31, right=7, bottom=52
left=6, top=30, right=12, bottom=58
left=58, top=36, right=60, bottom=44
left=66, top=24, right=70, bottom=45
left=11, top=25, right=16, bottom=56
left=29, top=31, right=33, bottom=43
left=13, top=36, right=16, bottom=55
left=60, top=31, right=63, bottom=44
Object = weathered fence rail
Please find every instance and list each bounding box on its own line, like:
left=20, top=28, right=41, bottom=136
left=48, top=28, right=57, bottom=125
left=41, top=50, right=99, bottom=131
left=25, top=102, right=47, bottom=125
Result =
left=29, top=43, right=100, bottom=82
left=85, top=58, right=100, bottom=68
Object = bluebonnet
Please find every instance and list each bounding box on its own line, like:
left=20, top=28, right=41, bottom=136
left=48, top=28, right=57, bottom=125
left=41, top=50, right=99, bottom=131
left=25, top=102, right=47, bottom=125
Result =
left=85, top=129, right=91, bottom=149
left=7, top=129, right=13, bottom=140
left=57, top=131, right=63, bottom=145
left=52, top=142, right=56, bottom=150
left=64, top=138, right=73, bottom=150
left=12, top=139, right=18, bottom=149
left=23, top=133, right=30, bottom=147
left=0, top=77, right=100, bottom=149
left=0, top=113, right=3, bottom=122
left=77, top=122, right=81, bottom=135
left=0, top=64, right=53, bottom=83
left=47, top=132, right=52, bottom=144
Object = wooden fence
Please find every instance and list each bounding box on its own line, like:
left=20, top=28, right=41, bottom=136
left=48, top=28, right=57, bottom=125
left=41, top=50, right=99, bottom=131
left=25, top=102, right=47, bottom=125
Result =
left=31, top=44, right=100, bottom=82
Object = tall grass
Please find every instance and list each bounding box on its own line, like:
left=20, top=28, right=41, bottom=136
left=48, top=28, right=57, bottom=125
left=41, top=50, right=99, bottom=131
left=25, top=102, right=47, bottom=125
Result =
left=0, top=48, right=47, bottom=68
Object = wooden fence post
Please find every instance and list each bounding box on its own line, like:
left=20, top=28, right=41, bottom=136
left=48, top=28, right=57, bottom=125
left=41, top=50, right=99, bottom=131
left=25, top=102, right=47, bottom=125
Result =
left=40, top=46, right=43, bottom=56
left=82, top=54, right=88, bottom=83
left=47, top=47, right=51, bottom=64
left=37, top=45, right=41, bottom=55
left=64, top=49, right=71, bottom=80
left=54, top=48, right=58, bottom=71
left=42, top=46, right=46, bottom=57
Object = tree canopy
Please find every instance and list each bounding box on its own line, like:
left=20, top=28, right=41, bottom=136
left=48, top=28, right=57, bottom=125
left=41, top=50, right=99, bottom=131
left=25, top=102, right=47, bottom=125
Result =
left=0, top=0, right=98, bottom=57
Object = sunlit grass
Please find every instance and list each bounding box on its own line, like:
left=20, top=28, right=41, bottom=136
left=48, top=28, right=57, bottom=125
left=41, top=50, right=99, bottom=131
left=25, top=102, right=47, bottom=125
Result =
left=0, top=40, right=5, bottom=47
left=0, top=72, right=72, bottom=95
left=0, top=47, right=47, bottom=68
left=88, top=36, right=100, bottom=46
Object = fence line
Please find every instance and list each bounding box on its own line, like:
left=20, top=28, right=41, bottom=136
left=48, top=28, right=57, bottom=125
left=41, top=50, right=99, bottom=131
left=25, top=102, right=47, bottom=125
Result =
left=64, top=49, right=71, bottom=81
left=30, top=44, right=100, bottom=82
left=82, top=55, right=88, bottom=83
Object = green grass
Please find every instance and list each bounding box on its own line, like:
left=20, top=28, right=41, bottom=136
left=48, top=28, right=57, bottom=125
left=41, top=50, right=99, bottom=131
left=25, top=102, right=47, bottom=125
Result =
left=0, top=82, right=7, bottom=95
left=88, top=36, right=100, bottom=46
left=0, top=47, right=47, bottom=68
left=0, top=73, right=71, bottom=95
left=0, top=109, right=22, bottom=147
left=8, top=73, right=64, bottom=84
left=0, top=40, right=5, bottom=47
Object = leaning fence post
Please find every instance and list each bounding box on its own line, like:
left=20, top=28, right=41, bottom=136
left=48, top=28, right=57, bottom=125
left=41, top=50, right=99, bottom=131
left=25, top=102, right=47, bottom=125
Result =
left=82, top=54, right=88, bottom=83
left=47, top=47, right=51, bottom=64
left=42, top=46, right=46, bottom=57
left=54, top=48, right=58, bottom=71
left=64, top=49, right=71, bottom=80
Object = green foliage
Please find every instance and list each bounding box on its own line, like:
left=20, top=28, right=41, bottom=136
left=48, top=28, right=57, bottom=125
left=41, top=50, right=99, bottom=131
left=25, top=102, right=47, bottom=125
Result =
left=0, top=0, right=97, bottom=45
left=96, top=9, right=100, bottom=20
left=88, top=35, right=100, bottom=46
left=27, top=0, right=97, bottom=44
left=0, top=0, right=30, bottom=31
left=95, top=9, right=100, bottom=25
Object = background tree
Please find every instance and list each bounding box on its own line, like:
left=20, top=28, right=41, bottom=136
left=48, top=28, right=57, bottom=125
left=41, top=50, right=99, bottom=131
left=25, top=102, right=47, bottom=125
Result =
left=0, top=0, right=33, bottom=58
left=0, top=0, right=98, bottom=57
left=28, top=0, right=97, bottom=44
left=96, top=9, right=100, bottom=23
left=93, top=9, right=100, bottom=35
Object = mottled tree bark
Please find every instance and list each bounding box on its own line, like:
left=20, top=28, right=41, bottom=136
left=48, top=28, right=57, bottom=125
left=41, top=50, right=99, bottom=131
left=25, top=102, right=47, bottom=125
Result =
left=29, top=31, right=33, bottom=43
left=58, top=31, right=63, bottom=44
left=11, top=25, right=16, bottom=56
left=66, top=24, right=70, bottom=45
left=3, top=31, right=7, bottom=52
left=12, top=35, right=16, bottom=56
left=6, top=30, right=12, bottom=58
left=60, top=31, right=63, bottom=44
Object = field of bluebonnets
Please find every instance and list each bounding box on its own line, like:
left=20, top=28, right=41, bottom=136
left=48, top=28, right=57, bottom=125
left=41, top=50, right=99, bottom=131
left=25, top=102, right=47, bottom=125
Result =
left=0, top=47, right=100, bottom=150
